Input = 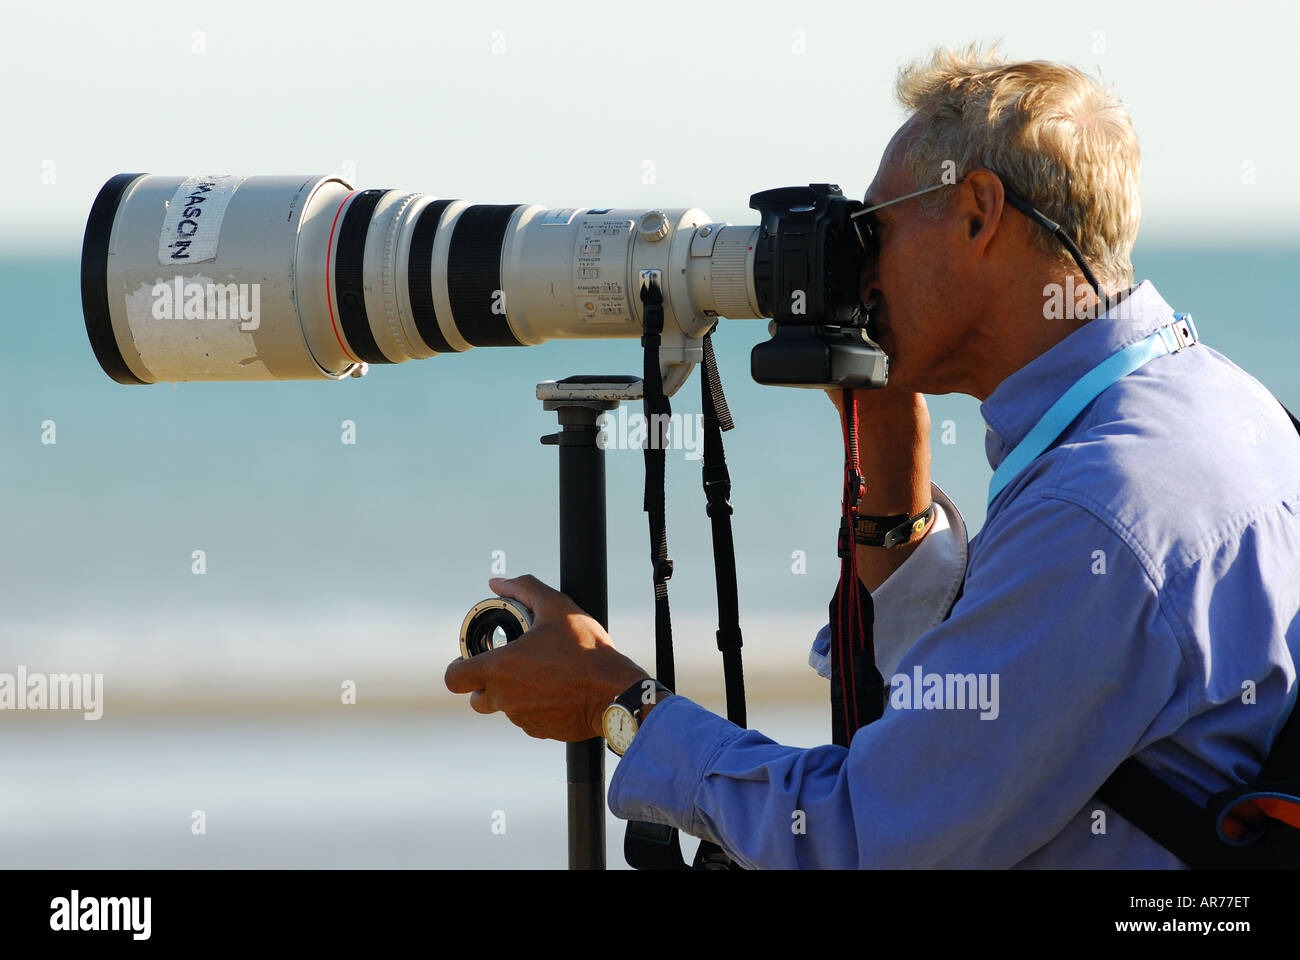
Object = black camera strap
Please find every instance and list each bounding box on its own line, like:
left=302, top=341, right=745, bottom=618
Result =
left=700, top=331, right=747, bottom=729
left=623, top=275, right=747, bottom=870
left=638, top=277, right=677, bottom=694
left=830, top=390, right=886, bottom=747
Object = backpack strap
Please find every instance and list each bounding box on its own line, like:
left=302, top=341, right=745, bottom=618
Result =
left=1097, top=758, right=1279, bottom=868
left=1097, top=701, right=1300, bottom=869
left=1096, top=401, right=1300, bottom=868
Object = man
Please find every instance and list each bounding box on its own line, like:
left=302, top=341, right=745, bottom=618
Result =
left=445, top=47, right=1300, bottom=868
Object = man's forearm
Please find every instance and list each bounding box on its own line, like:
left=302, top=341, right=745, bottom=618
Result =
left=845, top=391, right=933, bottom=592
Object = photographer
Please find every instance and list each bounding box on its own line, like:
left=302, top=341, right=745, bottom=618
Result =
left=444, top=46, right=1300, bottom=868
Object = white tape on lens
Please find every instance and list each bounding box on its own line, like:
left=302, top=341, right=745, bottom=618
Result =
left=123, top=276, right=268, bottom=381
left=157, top=175, right=246, bottom=265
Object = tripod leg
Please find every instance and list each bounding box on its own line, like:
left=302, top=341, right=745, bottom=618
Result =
left=555, top=404, right=609, bottom=870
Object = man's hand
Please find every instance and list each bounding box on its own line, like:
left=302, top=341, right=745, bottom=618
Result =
left=444, top=575, right=650, bottom=742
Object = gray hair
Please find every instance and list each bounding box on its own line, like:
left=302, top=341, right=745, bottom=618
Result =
left=896, top=44, right=1140, bottom=293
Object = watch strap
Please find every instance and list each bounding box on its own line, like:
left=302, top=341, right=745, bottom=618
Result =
left=853, top=502, right=935, bottom=549
left=615, top=678, right=671, bottom=721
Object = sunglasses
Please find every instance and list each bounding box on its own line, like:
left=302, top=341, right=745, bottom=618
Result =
left=848, top=174, right=1105, bottom=302
left=849, top=180, right=962, bottom=258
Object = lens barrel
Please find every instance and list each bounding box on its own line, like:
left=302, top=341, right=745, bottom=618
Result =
left=81, top=174, right=763, bottom=392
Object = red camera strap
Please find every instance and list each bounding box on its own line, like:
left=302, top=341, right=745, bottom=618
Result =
left=829, top=389, right=886, bottom=747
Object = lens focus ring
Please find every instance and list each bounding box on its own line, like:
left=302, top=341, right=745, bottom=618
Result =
left=380, top=192, right=423, bottom=362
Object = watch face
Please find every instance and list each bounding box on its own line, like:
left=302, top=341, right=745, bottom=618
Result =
left=602, top=704, right=638, bottom=755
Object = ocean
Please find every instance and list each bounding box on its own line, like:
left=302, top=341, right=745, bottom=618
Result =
left=1, top=243, right=1297, bottom=867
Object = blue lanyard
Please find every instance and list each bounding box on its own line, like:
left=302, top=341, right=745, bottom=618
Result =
left=987, top=313, right=1199, bottom=508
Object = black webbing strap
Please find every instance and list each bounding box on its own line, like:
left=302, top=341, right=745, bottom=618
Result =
left=1207, top=693, right=1300, bottom=864
left=623, top=273, right=689, bottom=871
left=639, top=276, right=676, bottom=693
left=1095, top=403, right=1300, bottom=868
left=828, top=390, right=885, bottom=748
left=623, top=280, right=748, bottom=871
left=1097, top=758, right=1281, bottom=868
left=690, top=327, right=747, bottom=870
left=701, top=328, right=747, bottom=729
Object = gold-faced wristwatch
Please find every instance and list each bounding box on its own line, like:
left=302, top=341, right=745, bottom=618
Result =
left=602, top=678, right=672, bottom=756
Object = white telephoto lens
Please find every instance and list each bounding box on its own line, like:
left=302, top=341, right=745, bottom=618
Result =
left=82, top=174, right=762, bottom=394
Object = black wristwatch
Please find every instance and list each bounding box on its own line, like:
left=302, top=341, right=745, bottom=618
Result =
left=853, top=503, right=936, bottom=549
left=602, top=678, right=673, bottom=756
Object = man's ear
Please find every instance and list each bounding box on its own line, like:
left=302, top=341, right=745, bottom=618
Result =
left=960, top=169, right=1006, bottom=259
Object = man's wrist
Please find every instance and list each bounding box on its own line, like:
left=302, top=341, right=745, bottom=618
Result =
left=853, top=503, right=936, bottom=549
left=590, top=669, right=651, bottom=739
left=636, top=683, right=672, bottom=725
left=852, top=495, right=934, bottom=590
left=590, top=675, right=672, bottom=740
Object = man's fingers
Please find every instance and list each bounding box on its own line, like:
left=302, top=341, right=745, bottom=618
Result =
left=489, top=573, right=569, bottom=617
left=444, top=656, right=485, bottom=695
left=447, top=656, right=502, bottom=713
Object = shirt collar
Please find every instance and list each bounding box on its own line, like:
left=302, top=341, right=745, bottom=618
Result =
left=980, top=280, right=1178, bottom=471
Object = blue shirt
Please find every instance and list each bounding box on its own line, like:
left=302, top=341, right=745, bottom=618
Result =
left=607, top=281, right=1300, bottom=868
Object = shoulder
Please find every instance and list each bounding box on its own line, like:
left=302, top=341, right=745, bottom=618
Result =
left=995, top=343, right=1300, bottom=764
left=1022, top=342, right=1300, bottom=580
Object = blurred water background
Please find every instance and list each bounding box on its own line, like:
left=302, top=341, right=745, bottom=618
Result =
left=0, top=244, right=1296, bottom=867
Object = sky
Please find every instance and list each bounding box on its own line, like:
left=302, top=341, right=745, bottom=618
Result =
left=0, top=0, right=1297, bottom=694
left=2, top=0, right=1298, bottom=252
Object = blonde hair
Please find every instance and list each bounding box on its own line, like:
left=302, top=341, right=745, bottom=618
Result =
left=895, top=45, right=1140, bottom=292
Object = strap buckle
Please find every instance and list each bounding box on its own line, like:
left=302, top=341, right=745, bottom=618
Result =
left=702, top=463, right=733, bottom=517
left=854, top=503, right=935, bottom=549
left=879, top=516, right=922, bottom=550
left=705, top=499, right=733, bottom=519
left=1157, top=313, right=1198, bottom=353
left=847, top=468, right=865, bottom=509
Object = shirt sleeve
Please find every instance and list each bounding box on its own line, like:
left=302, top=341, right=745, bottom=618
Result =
left=608, top=494, right=1189, bottom=868
left=810, top=481, right=968, bottom=681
